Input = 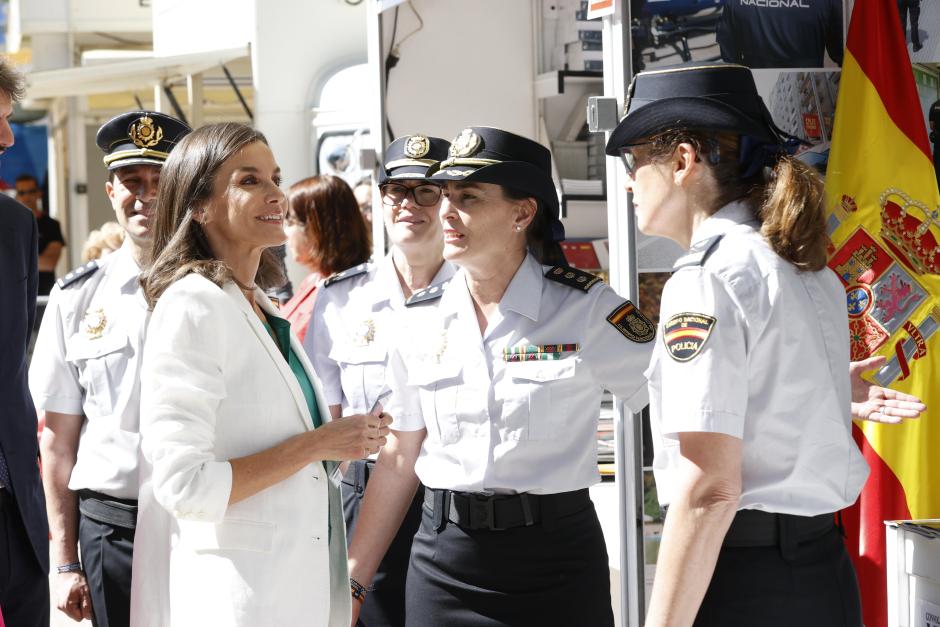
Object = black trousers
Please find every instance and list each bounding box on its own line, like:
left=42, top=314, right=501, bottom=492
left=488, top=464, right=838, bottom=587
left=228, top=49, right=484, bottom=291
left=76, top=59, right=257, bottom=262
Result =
left=405, top=496, right=613, bottom=627
left=898, top=0, right=921, bottom=45
left=693, top=525, right=862, bottom=627
left=78, top=511, right=135, bottom=627
left=0, top=489, right=49, bottom=627
left=343, top=459, right=424, bottom=627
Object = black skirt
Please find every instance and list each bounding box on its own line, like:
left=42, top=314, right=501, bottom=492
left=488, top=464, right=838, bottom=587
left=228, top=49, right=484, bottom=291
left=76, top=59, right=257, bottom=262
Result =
left=405, top=496, right=613, bottom=627
left=694, top=525, right=862, bottom=627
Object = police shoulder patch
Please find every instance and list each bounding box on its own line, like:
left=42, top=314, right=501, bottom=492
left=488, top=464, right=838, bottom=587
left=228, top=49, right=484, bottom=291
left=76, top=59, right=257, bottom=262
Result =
left=606, top=301, right=655, bottom=343
left=663, top=312, right=717, bottom=362
left=405, top=280, right=450, bottom=307
left=323, top=262, right=370, bottom=288
left=672, top=234, right=724, bottom=271
left=544, top=266, right=603, bottom=292
left=57, top=260, right=100, bottom=289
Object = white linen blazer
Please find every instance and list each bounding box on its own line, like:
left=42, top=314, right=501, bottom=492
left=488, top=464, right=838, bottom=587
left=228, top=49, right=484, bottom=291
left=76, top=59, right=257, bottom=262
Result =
left=131, top=274, right=350, bottom=627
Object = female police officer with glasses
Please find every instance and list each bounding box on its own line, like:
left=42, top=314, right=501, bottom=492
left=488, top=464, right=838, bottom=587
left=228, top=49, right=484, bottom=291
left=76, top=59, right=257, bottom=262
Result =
left=305, top=134, right=455, bottom=627
left=606, top=62, right=891, bottom=627
left=345, top=126, right=655, bottom=627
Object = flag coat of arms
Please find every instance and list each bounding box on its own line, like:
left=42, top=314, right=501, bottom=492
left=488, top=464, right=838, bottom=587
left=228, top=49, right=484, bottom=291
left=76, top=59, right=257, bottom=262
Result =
left=825, top=1, right=940, bottom=626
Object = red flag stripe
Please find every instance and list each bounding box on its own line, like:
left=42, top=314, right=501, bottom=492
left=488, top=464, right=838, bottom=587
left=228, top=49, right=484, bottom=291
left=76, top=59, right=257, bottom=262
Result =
left=844, top=0, right=932, bottom=160
left=842, top=424, right=912, bottom=627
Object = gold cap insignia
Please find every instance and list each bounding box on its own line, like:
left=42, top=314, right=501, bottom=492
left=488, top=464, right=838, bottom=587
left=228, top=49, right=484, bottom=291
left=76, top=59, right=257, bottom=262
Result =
left=450, top=128, right=481, bottom=158
left=128, top=115, right=164, bottom=149
left=404, top=135, right=430, bottom=159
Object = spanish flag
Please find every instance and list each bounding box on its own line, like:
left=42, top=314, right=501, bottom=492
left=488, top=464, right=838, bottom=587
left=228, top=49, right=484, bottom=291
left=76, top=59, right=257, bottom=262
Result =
left=825, top=1, right=940, bottom=626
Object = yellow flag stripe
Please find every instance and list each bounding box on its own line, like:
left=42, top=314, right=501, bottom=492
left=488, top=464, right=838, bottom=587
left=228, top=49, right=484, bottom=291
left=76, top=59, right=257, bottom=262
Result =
left=827, top=51, right=940, bottom=519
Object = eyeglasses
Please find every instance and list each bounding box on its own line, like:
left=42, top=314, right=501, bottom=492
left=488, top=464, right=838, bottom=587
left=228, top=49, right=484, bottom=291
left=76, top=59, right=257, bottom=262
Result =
left=15, top=187, right=39, bottom=196
left=618, top=143, right=654, bottom=178
left=379, top=183, right=443, bottom=207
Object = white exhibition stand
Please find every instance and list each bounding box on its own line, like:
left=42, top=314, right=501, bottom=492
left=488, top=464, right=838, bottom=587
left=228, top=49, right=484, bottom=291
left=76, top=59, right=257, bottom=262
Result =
left=885, top=520, right=940, bottom=627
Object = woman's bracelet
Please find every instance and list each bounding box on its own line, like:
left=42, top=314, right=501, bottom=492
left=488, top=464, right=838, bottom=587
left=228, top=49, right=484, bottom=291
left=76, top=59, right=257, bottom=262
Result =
left=56, top=562, right=83, bottom=574
left=350, top=577, right=371, bottom=604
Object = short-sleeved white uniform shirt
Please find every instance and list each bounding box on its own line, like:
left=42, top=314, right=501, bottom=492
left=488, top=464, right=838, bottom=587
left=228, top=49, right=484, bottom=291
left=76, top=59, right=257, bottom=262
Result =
left=29, top=242, right=147, bottom=499
left=646, top=201, right=869, bottom=516
left=304, top=253, right=456, bottom=415
left=385, top=253, right=653, bottom=495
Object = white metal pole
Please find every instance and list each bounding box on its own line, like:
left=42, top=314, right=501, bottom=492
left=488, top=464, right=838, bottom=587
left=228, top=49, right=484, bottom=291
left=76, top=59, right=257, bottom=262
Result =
left=366, top=0, right=388, bottom=258
left=601, top=2, right=645, bottom=626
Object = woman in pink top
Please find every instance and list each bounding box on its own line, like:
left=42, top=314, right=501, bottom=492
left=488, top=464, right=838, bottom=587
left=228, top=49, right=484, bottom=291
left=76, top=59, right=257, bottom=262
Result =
left=282, top=175, right=371, bottom=340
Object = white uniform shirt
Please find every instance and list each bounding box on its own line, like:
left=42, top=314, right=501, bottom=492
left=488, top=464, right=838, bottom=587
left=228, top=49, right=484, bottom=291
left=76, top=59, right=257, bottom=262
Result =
left=305, top=253, right=456, bottom=415
left=646, top=201, right=869, bottom=515
left=29, top=243, right=147, bottom=499
left=385, top=253, right=652, bottom=495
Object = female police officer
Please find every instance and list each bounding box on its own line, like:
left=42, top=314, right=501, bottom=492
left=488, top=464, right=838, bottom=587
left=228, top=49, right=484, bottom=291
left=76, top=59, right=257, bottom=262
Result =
left=606, top=63, right=869, bottom=626
left=304, top=134, right=455, bottom=627
left=345, top=127, right=655, bottom=626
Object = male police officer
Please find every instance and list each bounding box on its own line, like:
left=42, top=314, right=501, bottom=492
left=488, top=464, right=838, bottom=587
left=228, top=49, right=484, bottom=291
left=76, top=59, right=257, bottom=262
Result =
left=30, top=111, right=190, bottom=627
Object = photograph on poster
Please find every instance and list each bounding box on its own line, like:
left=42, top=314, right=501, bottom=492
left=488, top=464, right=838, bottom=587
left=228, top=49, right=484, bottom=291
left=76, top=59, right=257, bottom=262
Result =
left=629, top=0, right=723, bottom=71
left=753, top=69, right=839, bottom=172
left=913, top=63, right=940, bottom=189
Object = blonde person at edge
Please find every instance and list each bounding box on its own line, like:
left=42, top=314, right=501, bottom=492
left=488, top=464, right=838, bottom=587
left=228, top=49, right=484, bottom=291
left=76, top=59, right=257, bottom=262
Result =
left=305, top=135, right=454, bottom=627
left=605, top=63, right=926, bottom=627
left=132, top=123, right=391, bottom=627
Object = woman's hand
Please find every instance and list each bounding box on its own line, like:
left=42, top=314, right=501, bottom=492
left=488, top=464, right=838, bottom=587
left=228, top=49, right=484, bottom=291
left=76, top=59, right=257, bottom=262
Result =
left=306, top=412, right=393, bottom=461
left=849, top=356, right=926, bottom=424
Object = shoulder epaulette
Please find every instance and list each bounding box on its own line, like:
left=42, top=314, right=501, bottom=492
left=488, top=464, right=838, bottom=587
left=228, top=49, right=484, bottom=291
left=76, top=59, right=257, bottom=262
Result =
left=672, top=234, right=724, bottom=271
left=57, top=260, right=100, bottom=289
left=405, top=280, right=450, bottom=307
left=323, top=262, right=370, bottom=288
left=544, top=266, right=603, bottom=292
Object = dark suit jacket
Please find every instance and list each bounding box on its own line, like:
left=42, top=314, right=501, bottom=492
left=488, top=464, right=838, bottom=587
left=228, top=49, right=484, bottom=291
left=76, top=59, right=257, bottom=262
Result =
left=0, top=194, right=49, bottom=571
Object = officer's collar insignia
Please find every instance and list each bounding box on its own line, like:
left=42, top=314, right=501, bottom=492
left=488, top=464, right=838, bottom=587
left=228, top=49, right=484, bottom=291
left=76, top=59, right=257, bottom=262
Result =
left=405, top=280, right=450, bottom=307
left=323, top=262, right=370, bottom=288
left=351, top=318, right=376, bottom=346
left=672, top=234, right=724, bottom=271
left=404, top=135, right=431, bottom=159
left=450, top=128, right=482, bottom=158
left=57, top=260, right=100, bottom=289
left=607, top=301, right=655, bottom=344
left=544, top=266, right=602, bottom=292
left=503, top=343, right=580, bottom=362
left=82, top=307, right=108, bottom=340
left=128, top=115, right=163, bottom=149
left=663, top=312, right=716, bottom=361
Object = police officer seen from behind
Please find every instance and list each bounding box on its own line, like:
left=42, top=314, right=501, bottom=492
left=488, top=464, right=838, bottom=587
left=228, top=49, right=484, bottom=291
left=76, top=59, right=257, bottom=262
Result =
left=345, top=127, right=655, bottom=626
left=305, top=135, right=454, bottom=627
left=717, top=0, right=843, bottom=68
left=898, top=0, right=923, bottom=52
left=606, top=63, right=924, bottom=626
left=30, top=111, right=190, bottom=627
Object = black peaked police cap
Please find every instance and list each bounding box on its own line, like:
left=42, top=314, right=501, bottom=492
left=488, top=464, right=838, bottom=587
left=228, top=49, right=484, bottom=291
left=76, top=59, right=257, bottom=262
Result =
left=379, top=134, right=451, bottom=184
left=605, top=63, right=784, bottom=155
left=96, top=111, right=192, bottom=170
left=428, top=126, right=564, bottom=241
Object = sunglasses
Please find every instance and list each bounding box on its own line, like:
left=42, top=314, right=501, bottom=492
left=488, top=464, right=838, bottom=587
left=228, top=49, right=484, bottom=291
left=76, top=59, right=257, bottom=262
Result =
left=618, top=142, right=654, bottom=178
left=16, top=187, right=40, bottom=196
left=379, top=183, right=443, bottom=208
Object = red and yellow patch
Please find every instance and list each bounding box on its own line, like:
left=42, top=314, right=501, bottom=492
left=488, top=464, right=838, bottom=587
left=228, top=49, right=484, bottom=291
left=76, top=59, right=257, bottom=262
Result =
left=663, top=312, right=716, bottom=362
left=606, top=301, right=655, bottom=343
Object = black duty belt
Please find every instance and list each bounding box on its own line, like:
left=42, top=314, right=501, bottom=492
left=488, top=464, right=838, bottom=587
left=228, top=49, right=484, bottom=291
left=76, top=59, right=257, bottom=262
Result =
left=78, top=489, right=138, bottom=529
left=424, top=487, right=591, bottom=532
left=723, top=509, right=835, bottom=549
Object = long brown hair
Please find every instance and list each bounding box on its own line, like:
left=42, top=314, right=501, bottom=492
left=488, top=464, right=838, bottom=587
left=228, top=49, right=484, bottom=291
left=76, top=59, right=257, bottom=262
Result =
left=648, top=129, right=828, bottom=271
left=288, top=175, right=371, bottom=276
left=141, top=123, right=285, bottom=308
left=501, top=186, right=568, bottom=267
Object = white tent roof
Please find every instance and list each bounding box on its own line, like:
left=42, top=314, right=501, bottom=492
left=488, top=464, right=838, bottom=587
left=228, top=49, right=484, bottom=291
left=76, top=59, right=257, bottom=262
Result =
left=25, top=46, right=249, bottom=100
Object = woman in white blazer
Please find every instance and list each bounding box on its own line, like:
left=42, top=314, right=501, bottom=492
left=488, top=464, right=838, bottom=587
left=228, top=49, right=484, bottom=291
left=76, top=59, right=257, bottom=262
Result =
left=133, top=123, right=391, bottom=627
